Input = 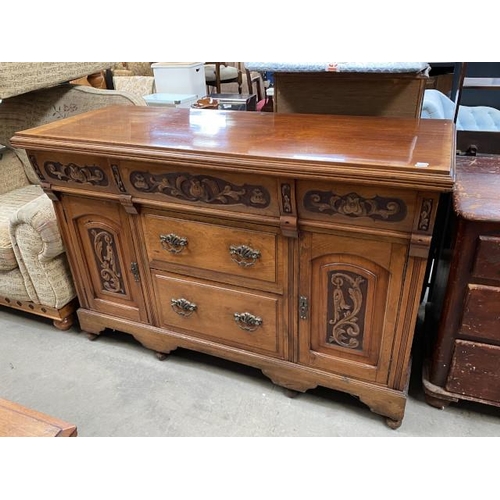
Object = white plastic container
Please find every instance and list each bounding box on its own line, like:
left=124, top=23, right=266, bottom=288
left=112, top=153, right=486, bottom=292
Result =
left=151, top=62, right=206, bottom=99
left=143, top=93, right=198, bottom=108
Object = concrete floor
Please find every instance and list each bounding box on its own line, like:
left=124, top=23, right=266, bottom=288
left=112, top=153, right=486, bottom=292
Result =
left=1, top=306, right=500, bottom=437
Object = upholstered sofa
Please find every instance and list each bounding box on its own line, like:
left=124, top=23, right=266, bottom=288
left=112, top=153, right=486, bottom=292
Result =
left=0, top=63, right=146, bottom=329
left=421, top=88, right=500, bottom=131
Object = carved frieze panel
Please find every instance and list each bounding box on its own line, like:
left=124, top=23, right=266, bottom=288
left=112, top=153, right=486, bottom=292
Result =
left=44, top=160, right=108, bottom=186
left=130, top=171, right=270, bottom=208
left=90, top=228, right=125, bottom=295
left=304, top=190, right=406, bottom=222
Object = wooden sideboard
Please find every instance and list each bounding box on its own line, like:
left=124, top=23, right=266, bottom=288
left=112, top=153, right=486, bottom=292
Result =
left=423, top=155, right=500, bottom=409
left=12, top=107, right=455, bottom=428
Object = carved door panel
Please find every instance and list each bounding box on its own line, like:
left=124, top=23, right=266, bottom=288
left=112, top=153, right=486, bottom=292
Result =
left=61, top=195, right=149, bottom=323
left=298, top=231, right=407, bottom=384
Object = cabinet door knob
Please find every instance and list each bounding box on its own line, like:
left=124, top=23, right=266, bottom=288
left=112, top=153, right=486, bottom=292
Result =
left=171, top=298, right=197, bottom=317
left=234, top=312, right=263, bottom=332
left=229, top=244, right=261, bottom=267
left=160, top=233, right=188, bottom=254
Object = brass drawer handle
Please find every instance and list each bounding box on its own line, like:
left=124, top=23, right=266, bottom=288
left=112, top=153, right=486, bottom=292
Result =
left=171, top=298, right=197, bottom=317
left=234, top=312, right=263, bottom=332
left=229, top=244, right=261, bottom=267
left=160, top=233, right=188, bottom=254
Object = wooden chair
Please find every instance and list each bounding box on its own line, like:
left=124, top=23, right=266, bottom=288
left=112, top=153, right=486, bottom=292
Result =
left=204, top=62, right=242, bottom=94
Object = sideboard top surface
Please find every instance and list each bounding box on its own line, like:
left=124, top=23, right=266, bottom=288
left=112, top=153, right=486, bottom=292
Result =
left=12, top=106, right=455, bottom=190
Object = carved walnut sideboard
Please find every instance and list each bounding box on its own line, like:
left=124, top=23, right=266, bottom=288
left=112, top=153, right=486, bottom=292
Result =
left=12, top=107, right=455, bottom=428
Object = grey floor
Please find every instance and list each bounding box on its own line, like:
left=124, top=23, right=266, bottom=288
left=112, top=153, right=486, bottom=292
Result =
left=1, top=306, right=500, bottom=437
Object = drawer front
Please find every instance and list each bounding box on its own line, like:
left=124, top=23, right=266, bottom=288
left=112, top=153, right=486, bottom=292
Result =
left=472, top=235, right=500, bottom=283
left=446, top=339, right=500, bottom=402
left=29, top=152, right=117, bottom=194
left=143, top=212, right=279, bottom=284
left=460, top=284, right=500, bottom=343
left=120, top=161, right=280, bottom=218
left=153, top=272, right=283, bottom=358
left=297, top=180, right=418, bottom=233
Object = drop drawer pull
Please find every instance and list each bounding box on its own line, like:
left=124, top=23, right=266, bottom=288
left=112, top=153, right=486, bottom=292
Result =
left=234, top=312, right=263, bottom=332
left=160, top=233, right=188, bottom=254
left=171, top=298, right=197, bottom=317
left=229, top=244, right=261, bottom=267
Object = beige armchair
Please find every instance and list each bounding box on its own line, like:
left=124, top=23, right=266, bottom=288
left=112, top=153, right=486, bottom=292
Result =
left=0, top=63, right=146, bottom=329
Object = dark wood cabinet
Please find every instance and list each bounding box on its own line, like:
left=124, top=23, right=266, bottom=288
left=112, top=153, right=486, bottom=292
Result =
left=424, top=155, right=500, bottom=409
left=12, top=107, right=454, bottom=428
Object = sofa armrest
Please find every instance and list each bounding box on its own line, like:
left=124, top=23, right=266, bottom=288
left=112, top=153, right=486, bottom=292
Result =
left=8, top=193, right=76, bottom=308
left=9, top=194, right=65, bottom=262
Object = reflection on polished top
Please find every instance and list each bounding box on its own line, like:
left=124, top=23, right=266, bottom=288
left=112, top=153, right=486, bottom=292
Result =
left=12, top=106, right=455, bottom=190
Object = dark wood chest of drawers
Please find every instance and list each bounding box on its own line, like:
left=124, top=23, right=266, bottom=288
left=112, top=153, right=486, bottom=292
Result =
left=424, top=155, right=500, bottom=408
left=12, top=107, right=454, bottom=428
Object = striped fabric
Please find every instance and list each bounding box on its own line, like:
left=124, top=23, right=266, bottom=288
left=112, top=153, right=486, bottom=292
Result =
left=0, top=62, right=113, bottom=99
left=0, top=185, right=43, bottom=271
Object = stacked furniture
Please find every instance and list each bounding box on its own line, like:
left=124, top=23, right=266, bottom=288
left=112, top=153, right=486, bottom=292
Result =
left=0, top=62, right=146, bottom=329
left=245, top=62, right=430, bottom=117
left=12, top=107, right=454, bottom=428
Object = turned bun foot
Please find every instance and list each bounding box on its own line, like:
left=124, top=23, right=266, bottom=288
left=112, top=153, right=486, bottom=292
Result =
left=87, top=333, right=99, bottom=341
left=424, top=392, right=454, bottom=410
left=284, top=388, right=300, bottom=399
left=385, top=418, right=402, bottom=430
left=53, top=315, right=74, bottom=331
left=155, top=352, right=169, bottom=361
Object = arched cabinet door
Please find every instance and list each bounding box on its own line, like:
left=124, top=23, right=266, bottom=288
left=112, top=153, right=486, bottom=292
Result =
left=298, top=231, right=407, bottom=384
left=60, top=195, right=149, bottom=324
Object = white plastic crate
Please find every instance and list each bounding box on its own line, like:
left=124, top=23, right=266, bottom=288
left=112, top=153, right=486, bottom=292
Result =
left=151, top=62, right=206, bottom=99
left=143, top=93, right=198, bottom=108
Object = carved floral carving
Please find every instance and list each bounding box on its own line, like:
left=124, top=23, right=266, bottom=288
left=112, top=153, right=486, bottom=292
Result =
left=418, top=198, right=433, bottom=231
left=281, top=183, right=292, bottom=213
left=90, top=229, right=125, bottom=294
left=304, top=190, right=406, bottom=222
left=28, top=155, right=46, bottom=181
left=327, top=271, right=367, bottom=350
left=130, top=171, right=270, bottom=208
left=44, top=160, right=108, bottom=186
left=111, top=165, right=127, bottom=193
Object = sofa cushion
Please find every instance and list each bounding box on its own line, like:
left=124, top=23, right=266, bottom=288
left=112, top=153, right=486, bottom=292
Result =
left=0, top=62, right=113, bottom=99
left=0, top=184, right=43, bottom=271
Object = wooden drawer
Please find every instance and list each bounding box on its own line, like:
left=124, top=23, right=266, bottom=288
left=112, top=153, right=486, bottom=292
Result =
left=29, top=152, right=116, bottom=194
left=446, top=339, right=500, bottom=402
left=297, top=180, right=419, bottom=233
left=142, top=212, right=279, bottom=285
left=460, top=284, right=500, bottom=343
left=120, top=160, right=280, bottom=218
left=472, top=235, right=500, bottom=284
left=152, top=272, right=284, bottom=358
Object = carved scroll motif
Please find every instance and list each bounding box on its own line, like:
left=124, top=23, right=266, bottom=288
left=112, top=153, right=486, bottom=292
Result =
left=418, top=198, right=434, bottom=231
left=111, top=165, right=127, bottom=193
left=44, top=160, right=108, bottom=186
left=304, top=190, right=406, bottom=222
left=90, top=229, right=125, bottom=294
left=327, top=271, right=367, bottom=350
left=28, top=155, right=46, bottom=181
left=130, top=171, right=270, bottom=208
